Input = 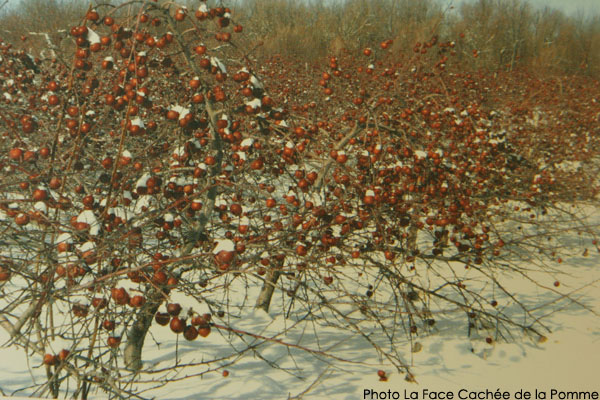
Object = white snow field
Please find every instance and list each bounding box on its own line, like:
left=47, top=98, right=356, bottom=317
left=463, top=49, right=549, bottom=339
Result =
left=1, top=205, right=599, bottom=399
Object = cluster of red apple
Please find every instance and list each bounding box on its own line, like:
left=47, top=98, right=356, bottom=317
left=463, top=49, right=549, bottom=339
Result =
left=154, top=304, right=212, bottom=341
left=42, top=349, right=70, bottom=366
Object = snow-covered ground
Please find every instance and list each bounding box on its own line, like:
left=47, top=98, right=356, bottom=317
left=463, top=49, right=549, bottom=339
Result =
left=1, top=203, right=599, bottom=399
left=1, top=242, right=598, bottom=399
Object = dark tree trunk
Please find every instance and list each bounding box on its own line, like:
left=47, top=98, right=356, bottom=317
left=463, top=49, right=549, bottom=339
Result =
left=255, top=269, right=281, bottom=313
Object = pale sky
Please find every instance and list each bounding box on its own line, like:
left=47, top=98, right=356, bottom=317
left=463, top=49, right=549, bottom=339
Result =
left=529, top=0, right=599, bottom=15
left=452, top=0, right=599, bottom=16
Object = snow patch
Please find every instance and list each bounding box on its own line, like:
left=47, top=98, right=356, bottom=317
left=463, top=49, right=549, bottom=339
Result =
left=77, top=210, right=100, bottom=236
left=213, top=239, right=234, bottom=254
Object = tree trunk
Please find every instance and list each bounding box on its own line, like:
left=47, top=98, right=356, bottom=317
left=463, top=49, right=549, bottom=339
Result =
left=123, top=293, right=162, bottom=371
left=407, top=223, right=418, bottom=254
left=255, top=269, right=281, bottom=313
